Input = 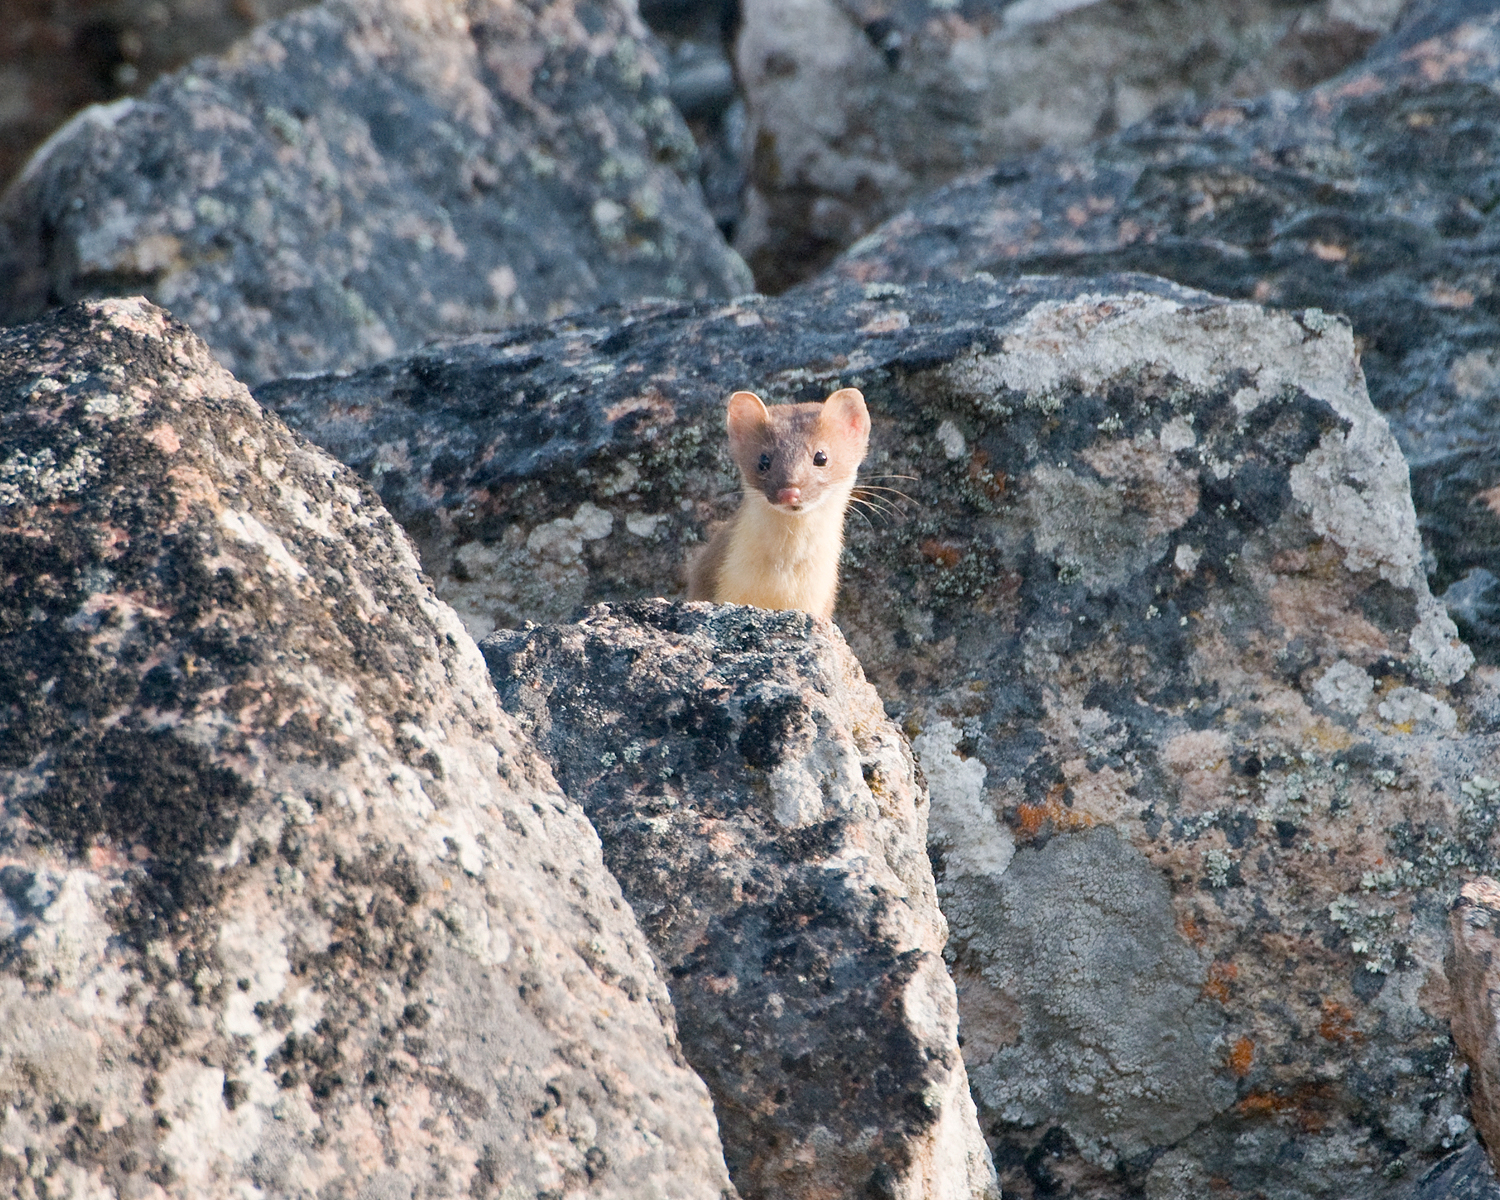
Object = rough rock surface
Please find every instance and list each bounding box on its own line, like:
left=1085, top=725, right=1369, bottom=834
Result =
left=821, top=0, right=1500, bottom=661
left=1447, top=877, right=1500, bottom=1181
left=262, top=273, right=1500, bottom=1198
left=481, top=600, right=999, bottom=1200
left=0, top=298, right=735, bottom=1198
left=0, top=0, right=311, bottom=194
left=732, top=0, right=1405, bottom=290
left=0, top=0, right=752, bottom=385
left=1405, top=1143, right=1500, bottom=1200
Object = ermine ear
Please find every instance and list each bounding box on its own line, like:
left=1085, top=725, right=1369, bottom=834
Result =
left=822, top=388, right=870, bottom=444
left=727, top=391, right=768, bottom=442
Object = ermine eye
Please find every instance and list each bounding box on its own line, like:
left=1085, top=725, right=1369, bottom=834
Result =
left=758, top=453, right=771, bottom=472
left=813, top=450, right=828, bottom=466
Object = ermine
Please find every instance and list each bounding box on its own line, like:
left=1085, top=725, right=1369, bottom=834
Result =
left=687, top=387, right=871, bottom=620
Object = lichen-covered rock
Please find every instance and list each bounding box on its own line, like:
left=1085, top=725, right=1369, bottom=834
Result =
left=261, top=274, right=1500, bottom=1197
left=820, top=0, right=1500, bottom=662
left=1447, top=877, right=1500, bottom=1182
left=732, top=0, right=1404, bottom=291
left=0, top=298, right=734, bottom=1199
left=480, top=600, right=999, bottom=1200
left=0, top=0, right=752, bottom=385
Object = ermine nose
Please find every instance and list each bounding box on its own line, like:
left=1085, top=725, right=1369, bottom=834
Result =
left=776, top=487, right=802, bottom=507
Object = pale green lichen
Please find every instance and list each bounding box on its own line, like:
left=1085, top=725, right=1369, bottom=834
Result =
left=0, top=444, right=102, bottom=507
left=1204, top=848, right=1233, bottom=889
left=1328, top=894, right=1398, bottom=973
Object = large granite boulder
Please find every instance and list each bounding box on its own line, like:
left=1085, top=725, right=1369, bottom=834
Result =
left=260, top=273, right=1500, bottom=1198
left=820, top=0, right=1500, bottom=661
left=0, top=0, right=752, bottom=385
left=481, top=601, right=999, bottom=1200
left=732, top=0, right=1405, bottom=290
left=0, top=298, right=734, bottom=1198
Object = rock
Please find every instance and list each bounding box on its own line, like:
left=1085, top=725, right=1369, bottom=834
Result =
left=480, top=600, right=999, bottom=1200
left=0, top=298, right=734, bottom=1198
left=261, top=273, right=1500, bottom=1198
left=0, top=0, right=753, bottom=386
left=1447, top=878, right=1500, bottom=1183
left=821, top=0, right=1500, bottom=662
left=732, top=0, right=1405, bottom=291
left=1404, top=1143, right=1500, bottom=1200
left=0, top=0, right=311, bottom=193
left=638, top=0, right=747, bottom=239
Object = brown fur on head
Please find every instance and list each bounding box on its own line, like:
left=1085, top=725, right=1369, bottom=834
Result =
left=726, top=388, right=871, bottom=514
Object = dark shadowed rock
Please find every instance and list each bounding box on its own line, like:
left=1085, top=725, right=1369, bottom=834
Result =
left=0, top=0, right=752, bottom=385
left=1404, top=1142, right=1500, bottom=1200
left=0, top=298, right=734, bottom=1198
left=1447, top=877, right=1500, bottom=1184
left=0, top=0, right=312, bottom=195
left=259, top=274, right=1500, bottom=1197
left=480, top=600, right=999, bottom=1200
left=820, top=1, right=1500, bottom=662
left=732, top=0, right=1405, bottom=291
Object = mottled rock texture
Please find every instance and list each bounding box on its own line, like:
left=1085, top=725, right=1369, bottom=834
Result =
left=261, top=273, right=1500, bottom=1198
left=1448, top=877, right=1500, bottom=1182
left=733, top=0, right=1405, bottom=291
left=0, top=0, right=310, bottom=194
left=1405, top=1143, right=1500, bottom=1200
left=0, top=0, right=753, bottom=385
left=0, top=298, right=735, bottom=1199
left=822, top=0, right=1500, bottom=661
left=481, top=600, right=999, bottom=1200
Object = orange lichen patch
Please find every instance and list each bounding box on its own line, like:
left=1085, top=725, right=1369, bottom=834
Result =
left=1201, top=961, right=1238, bottom=1004
left=1177, top=913, right=1208, bottom=948
left=920, top=539, right=964, bottom=569
left=1227, top=1036, right=1255, bottom=1077
left=1318, top=999, right=1362, bottom=1043
left=1013, top=784, right=1095, bottom=842
left=966, top=449, right=1006, bottom=500
left=1238, top=1090, right=1295, bottom=1118
left=1237, top=1083, right=1337, bottom=1132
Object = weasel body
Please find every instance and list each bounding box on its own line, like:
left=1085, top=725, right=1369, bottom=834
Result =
left=687, top=388, right=870, bottom=619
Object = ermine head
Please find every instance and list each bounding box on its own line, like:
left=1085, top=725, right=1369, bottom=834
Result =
left=726, top=388, right=871, bottom=515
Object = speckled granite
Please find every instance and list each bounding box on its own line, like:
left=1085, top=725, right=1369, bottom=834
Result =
left=261, top=273, right=1500, bottom=1198
left=0, top=298, right=734, bottom=1199
left=817, top=0, right=1500, bottom=661
left=0, top=0, right=752, bottom=384
left=482, top=600, right=999, bottom=1200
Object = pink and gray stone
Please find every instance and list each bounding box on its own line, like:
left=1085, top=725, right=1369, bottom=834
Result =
left=262, top=272, right=1500, bottom=1199
left=731, top=0, right=1405, bottom=290
left=0, top=298, right=735, bottom=1199
left=819, top=0, right=1500, bottom=663
left=481, top=600, right=1000, bottom=1200
left=0, top=0, right=752, bottom=385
